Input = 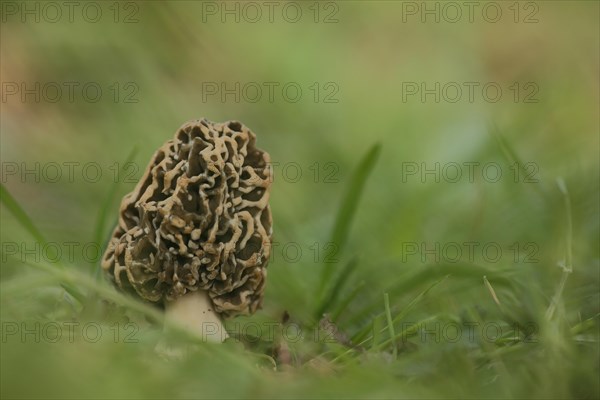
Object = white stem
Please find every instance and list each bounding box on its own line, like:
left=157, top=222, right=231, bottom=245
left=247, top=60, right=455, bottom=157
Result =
left=164, top=290, right=228, bottom=342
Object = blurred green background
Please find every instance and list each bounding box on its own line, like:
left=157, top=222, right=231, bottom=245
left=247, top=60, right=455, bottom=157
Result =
left=1, top=1, right=598, bottom=399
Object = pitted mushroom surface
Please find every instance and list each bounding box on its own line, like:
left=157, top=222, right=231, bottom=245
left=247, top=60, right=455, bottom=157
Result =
left=102, top=119, right=272, bottom=320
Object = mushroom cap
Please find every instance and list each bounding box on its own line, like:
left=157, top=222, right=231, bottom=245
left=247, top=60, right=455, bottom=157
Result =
left=101, top=119, right=272, bottom=318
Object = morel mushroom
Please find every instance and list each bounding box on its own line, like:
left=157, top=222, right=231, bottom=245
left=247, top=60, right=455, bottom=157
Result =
left=101, top=118, right=272, bottom=341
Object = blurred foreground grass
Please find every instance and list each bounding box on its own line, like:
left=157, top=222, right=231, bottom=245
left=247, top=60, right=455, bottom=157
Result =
left=1, top=1, right=599, bottom=399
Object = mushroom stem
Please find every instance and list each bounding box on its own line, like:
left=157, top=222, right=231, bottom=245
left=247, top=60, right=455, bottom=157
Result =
left=164, top=290, right=229, bottom=342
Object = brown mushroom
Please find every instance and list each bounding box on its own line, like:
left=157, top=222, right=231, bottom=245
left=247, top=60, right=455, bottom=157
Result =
left=101, top=118, right=272, bottom=341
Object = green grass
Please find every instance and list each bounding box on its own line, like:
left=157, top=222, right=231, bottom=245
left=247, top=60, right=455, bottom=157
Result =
left=1, top=2, right=598, bottom=399
left=315, top=143, right=380, bottom=320
left=2, top=141, right=598, bottom=398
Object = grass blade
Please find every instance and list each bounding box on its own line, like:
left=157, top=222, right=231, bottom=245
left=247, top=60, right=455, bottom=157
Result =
left=92, top=147, right=138, bottom=276
left=331, top=280, right=366, bottom=321
left=373, top=315, right=440, bottom=351
left=370, top=314, right=382, bottom=351
left=0, top=182, right=46, bottom=244
left=1, top=183, right=85, bottom=302
left=383, top=293, right=397, bottom=360
left=546, top=177, right=573, bottom=320
left=570, top=313, right=600, bottom=335
left=390, top=275, right=448, bottom=326
left=11, top=254, right=163, bottom=323
left=483, top=275, right=501, bottom=306
left=317, top=143, right=381, bottom=298
left=490, top=122, right=545, bottom=196
left=353, top=276, right=448, bottom=342
left=315, top=257, right=359, bottom=319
